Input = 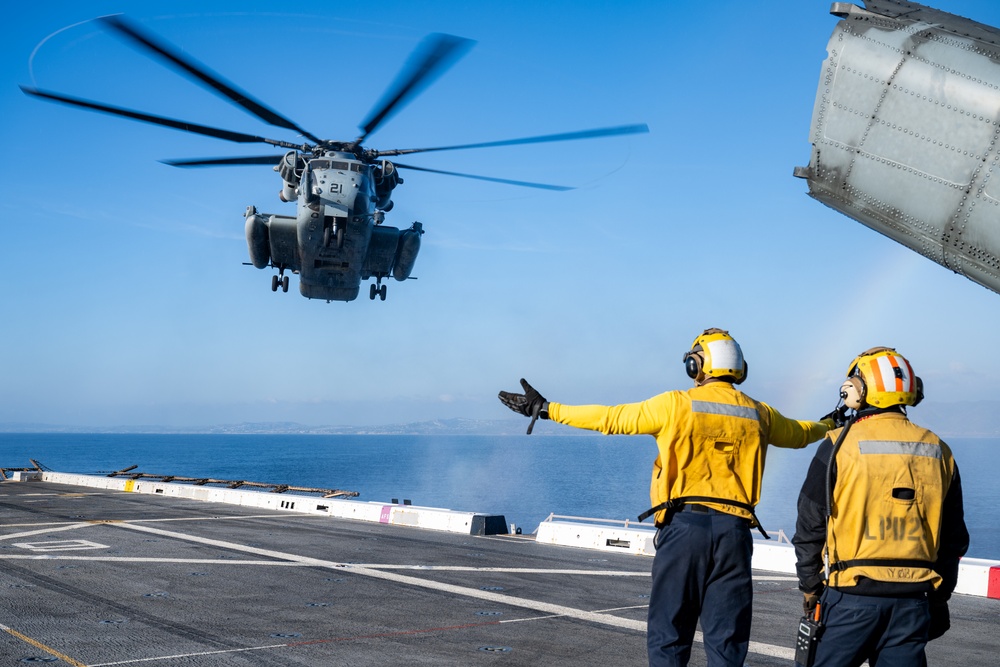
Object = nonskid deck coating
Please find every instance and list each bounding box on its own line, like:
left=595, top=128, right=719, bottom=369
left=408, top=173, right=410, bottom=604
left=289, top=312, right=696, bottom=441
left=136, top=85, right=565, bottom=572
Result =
left=0, top=480, right=996, bottom=666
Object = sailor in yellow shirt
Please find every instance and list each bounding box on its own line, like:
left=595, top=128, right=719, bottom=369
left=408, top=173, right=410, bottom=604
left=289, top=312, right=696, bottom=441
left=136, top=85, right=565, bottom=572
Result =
left=499, top=328, right=832, bottom=667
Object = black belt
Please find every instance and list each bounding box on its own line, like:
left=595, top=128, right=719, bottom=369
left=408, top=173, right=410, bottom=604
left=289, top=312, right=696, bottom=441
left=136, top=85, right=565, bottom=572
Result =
left=830, top=558, right=934, bottom=572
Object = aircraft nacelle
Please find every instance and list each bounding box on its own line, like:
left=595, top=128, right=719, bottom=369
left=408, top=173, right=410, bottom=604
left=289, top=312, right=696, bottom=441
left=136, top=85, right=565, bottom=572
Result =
left=373, top=160, right=402, bottom=211
left=276, top=151, right=304, bottom=203
left=796, top=0, right=1000, bottom=296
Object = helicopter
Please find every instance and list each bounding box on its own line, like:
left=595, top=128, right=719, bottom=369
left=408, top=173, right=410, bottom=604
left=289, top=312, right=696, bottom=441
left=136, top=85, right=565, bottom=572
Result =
left=21, top=16, right=649, bottom=302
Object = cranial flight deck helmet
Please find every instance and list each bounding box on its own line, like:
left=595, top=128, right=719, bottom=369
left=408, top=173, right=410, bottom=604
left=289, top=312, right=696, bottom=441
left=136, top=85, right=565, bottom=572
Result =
left=683, top=328, right=747, bottom=385
left=840, top=346, right=924, bottom=410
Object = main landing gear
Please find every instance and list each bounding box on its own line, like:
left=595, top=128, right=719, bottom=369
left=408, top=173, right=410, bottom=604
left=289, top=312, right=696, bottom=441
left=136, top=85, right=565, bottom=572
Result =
left=271, top=268, right=289, bottom=293
left=369, top=280, right=387, bottom=301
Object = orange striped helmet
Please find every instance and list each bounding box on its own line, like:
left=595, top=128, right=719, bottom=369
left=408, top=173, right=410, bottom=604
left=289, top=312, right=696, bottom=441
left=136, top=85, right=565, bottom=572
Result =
left=843, top=347, right=923, bottom=409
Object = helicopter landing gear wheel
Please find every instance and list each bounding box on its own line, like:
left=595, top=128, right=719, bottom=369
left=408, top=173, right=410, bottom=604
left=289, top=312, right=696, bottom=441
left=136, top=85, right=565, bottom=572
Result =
left=323, top=225, right=345, bottom=249
left=281, top=275, right=289, bottom=292
left=369, top=283, right=377, bottom=300
left=271, top=275, right=279, bottom=292
left=379, top=284, right=387, bottom=301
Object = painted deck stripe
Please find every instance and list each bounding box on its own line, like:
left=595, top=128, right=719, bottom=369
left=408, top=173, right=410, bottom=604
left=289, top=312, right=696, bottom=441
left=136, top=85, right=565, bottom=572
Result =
left=0, top=622, right=88, bottom=667
left=110, top=521, right=796, bottom=661
left=88, top=643, right=289, bottom=666
left=0, top=523, right=91, bottom=540
left=0, top=555, right=307, bottom=565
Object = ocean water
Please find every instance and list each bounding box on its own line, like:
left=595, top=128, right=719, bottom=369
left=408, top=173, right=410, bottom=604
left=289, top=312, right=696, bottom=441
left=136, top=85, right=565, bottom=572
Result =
left=1, top=433, right=995, bottom=559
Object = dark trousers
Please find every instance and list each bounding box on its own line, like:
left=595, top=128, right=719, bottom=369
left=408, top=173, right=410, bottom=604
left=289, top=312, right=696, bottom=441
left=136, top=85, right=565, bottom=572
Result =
left=812, top=588, right=929, bottom=667
left=647, top=508, right=753, bottom=667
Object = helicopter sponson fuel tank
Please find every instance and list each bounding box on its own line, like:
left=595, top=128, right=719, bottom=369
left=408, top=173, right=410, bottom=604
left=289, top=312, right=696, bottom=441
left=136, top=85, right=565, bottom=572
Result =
left=795, top=0, right=1000, bottom=295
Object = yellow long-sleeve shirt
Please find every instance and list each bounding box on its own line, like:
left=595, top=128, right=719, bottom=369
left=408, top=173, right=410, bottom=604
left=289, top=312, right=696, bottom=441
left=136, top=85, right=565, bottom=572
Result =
left=548, top=382, right=830, bottom=524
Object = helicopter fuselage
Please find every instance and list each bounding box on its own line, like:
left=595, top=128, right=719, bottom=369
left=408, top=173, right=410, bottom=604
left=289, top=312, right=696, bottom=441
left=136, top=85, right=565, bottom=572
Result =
left=244, top=151, right=421, bottom=301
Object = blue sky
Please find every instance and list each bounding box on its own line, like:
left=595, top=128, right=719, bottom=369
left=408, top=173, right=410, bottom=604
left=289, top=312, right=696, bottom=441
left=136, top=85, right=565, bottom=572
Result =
left=3, top=0, right=1000, bottom=428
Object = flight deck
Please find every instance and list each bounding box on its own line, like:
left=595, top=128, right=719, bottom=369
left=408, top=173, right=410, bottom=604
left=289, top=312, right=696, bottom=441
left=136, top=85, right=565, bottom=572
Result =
left=1, top=477, right=997, bottom=666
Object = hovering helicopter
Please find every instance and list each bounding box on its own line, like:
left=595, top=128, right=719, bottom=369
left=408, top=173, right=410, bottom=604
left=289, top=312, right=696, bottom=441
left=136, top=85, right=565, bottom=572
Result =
left=21, top=16, right=648, bottom=302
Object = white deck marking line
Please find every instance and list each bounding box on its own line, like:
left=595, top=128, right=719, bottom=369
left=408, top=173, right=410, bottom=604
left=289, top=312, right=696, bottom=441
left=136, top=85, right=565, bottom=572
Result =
left=88, top=643, right=289, bottom=666
left=0, top=514, right=307, bottom=529
left=0, top=555, right=307, bottom=565
left=351, top=565, right=795, bottom=581
left=0, top=523, right=91, bottom=540
left=6, top=493, right=102, bottom=497
left=354, top=565, right=649, bottom=575
left=125, top=514, right=325, bottom=524
left=110, top=522, right=796, bottom=660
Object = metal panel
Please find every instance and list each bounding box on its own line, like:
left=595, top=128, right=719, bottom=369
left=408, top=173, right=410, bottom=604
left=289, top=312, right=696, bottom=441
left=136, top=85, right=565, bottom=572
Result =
left=796, top=0, right=1000, bottom=294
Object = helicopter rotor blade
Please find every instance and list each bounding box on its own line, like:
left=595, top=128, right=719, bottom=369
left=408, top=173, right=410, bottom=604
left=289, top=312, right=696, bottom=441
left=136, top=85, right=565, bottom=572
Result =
left=20, top=86, right=304, bottom=149
left=392, top=161, right=571, bottom=191
left=162, top=155, right=286, bottom=168
left=375, top=123, right=650, bottom=157
left=357, top=33, right=475, bottom=144
left=99, top=15, right=323, bottom=145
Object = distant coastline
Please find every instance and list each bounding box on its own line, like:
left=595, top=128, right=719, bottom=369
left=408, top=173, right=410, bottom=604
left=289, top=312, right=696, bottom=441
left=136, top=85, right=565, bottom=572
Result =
left=0, top=418, right=578, bottom=437
left=1, top=400, right=999, bottom=438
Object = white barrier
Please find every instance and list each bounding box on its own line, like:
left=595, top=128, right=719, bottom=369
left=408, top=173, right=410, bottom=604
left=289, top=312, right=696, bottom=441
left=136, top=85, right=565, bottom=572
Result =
left=533, top=515, right=1000, bottom=599
left=32, top=472, right=507, bottom=536
left=535, top=516, right=657, bottom=556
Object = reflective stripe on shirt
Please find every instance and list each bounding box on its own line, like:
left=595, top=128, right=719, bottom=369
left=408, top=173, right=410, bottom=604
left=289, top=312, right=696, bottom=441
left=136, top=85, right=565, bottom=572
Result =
left=691, top=400, right=759, bottom=421
left=858, top=440, right=943, bottom=459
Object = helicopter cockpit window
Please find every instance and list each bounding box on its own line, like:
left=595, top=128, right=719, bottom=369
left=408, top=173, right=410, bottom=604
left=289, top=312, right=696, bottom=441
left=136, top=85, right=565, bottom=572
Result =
left=329, top=161, right=350, bottom=171
left=310, top=160, right=330, bottom=170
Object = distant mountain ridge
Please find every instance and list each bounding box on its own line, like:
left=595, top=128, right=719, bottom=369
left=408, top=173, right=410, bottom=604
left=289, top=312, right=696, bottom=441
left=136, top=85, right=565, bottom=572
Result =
left=1, top=401, right=997, bottom=437
left=0, top=417, right=570, bottom=436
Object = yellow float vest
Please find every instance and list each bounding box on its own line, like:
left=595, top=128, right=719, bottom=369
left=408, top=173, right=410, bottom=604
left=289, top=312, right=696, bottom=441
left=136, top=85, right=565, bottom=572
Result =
left=826, top=412, right=955, bottom=590
left=646, top=388, right=766, bottom=526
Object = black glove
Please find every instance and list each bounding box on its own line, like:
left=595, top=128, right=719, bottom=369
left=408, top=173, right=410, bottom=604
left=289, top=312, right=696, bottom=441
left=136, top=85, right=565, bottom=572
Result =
left=498, top=378, right=549, bottom=435
left=802, top=590, right=822, bottom=618
left=821, top=405, right=849, bottom=428
left=928, top=599, right=950, bottom=641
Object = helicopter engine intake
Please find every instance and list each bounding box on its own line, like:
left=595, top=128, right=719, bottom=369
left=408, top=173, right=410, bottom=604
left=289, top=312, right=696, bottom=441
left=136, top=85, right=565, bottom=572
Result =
left=392, top=222, right=423, bottom=281
left=276, top=151, right=304, bottom=202
left=374, top=160, right=402, bottom=210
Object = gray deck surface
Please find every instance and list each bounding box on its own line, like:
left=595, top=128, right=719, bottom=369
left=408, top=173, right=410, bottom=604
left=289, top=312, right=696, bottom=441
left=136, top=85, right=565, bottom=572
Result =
left=1, top=480, right=996, bottom=666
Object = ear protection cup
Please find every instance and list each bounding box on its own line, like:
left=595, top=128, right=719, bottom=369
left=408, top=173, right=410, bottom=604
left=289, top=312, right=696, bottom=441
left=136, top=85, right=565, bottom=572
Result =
left=912, top=376, right=924, bottom=407
left=684, top=351, right=702, bottom=380
left=734, top=360, right=748, bottom=385
left=840, top=376, right=866, bottom=410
